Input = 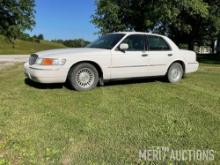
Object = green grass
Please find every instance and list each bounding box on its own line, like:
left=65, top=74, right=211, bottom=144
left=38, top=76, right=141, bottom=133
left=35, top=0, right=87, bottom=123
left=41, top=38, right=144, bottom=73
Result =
left=0, top=63, right=219, bottom=164
left=0, top=35, right=66, bottom=54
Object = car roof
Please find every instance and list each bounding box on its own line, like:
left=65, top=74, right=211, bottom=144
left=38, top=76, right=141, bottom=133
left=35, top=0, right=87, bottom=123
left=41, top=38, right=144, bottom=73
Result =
left=110, top=31, right=180, bottom=51
left=111, top=31, right=164, bottom=37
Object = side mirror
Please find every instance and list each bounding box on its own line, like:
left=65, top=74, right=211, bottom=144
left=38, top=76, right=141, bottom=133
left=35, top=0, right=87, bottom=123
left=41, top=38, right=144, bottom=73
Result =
left=119, top=43, right=129, bottom=51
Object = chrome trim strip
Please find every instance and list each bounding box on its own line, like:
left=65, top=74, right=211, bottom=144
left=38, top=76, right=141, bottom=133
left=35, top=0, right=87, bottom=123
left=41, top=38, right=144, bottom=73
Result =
left=29, top=67, right=59, bottom=71
left=109, top=64, right=165, bottom=68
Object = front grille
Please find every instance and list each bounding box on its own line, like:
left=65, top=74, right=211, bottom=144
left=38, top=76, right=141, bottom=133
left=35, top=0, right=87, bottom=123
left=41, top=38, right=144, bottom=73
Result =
left=29, top=54, right=38, bottom=65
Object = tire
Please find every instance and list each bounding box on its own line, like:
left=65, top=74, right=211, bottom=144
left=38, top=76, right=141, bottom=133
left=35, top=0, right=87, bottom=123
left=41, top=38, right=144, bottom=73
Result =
left=67, top=63, right=99, bottom=91
left=167, top=62, right=184, bottom=83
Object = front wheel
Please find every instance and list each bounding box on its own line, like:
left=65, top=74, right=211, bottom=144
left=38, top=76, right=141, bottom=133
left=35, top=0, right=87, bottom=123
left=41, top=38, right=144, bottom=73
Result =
left=167, top=63, right=183, bottom=83
left=67, top=63, right=99, bottom=91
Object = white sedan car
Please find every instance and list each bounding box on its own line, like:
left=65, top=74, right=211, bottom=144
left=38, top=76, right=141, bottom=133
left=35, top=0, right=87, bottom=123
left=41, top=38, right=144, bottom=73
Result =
left=24, top=32, right=199, bottom=91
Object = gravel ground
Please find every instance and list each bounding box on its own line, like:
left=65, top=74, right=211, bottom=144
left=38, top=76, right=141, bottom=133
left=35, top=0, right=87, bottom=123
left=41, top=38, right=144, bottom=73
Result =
left=0, top=55, right=28, bottom=70
left=0, top=62, right=18, bottom=70
left=0, top=55, right=29, bottom=62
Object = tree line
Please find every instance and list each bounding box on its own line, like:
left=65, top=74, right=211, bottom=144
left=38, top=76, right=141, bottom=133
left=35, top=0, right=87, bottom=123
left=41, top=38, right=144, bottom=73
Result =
left=52, top=39, right=90, bottom=48
left=92, top=0, right=220, bottom=52
left=0, top=0, right=90, bottom=47
left=1, top=0, right=220, bottom=51
left=0, top=0, right=35, bottom=41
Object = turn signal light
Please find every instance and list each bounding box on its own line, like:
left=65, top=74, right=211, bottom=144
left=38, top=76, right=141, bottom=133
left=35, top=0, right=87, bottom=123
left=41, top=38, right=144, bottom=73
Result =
left=42, top=58, right=54, bottom=65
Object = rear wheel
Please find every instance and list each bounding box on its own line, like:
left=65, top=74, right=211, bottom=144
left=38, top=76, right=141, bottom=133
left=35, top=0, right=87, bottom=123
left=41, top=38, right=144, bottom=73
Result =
left=68, top=63, right=99, bottom=91
left=167, top=62, right=183, bottom=83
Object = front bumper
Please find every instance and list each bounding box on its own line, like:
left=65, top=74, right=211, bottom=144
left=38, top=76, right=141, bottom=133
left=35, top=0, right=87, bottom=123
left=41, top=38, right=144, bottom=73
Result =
left=24, top=62, right=68, bottom=83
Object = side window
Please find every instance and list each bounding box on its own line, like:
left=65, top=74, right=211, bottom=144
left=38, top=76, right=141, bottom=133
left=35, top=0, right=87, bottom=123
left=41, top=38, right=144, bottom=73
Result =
left=121, top=35, right=145, bottom=51
left=147, top=36, right=171, bottom=51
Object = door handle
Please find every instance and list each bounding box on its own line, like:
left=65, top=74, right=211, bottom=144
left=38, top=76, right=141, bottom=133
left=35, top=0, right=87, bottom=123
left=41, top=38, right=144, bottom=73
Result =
left=142, top=54, right=148, bottom=57
left=168, top=54, right=173, bottom=57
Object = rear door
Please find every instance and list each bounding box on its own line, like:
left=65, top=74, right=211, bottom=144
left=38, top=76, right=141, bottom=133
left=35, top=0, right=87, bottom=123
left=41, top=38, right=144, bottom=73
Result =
left=145, top=35, right=174, bottom=76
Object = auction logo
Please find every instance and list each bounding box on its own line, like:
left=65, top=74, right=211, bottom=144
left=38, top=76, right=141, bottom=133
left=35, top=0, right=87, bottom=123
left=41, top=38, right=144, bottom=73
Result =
left=139, top=146, right=215, bottom=163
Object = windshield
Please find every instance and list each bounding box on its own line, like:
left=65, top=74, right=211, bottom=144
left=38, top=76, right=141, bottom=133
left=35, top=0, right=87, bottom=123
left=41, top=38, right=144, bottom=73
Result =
left=87, top=34, right=125, bottom=49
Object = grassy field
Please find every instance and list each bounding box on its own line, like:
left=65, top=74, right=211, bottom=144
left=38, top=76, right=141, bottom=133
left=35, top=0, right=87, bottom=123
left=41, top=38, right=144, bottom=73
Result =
left=0, top=63, right=219, bottom=164
left=0, top=35, right=66, bottom=54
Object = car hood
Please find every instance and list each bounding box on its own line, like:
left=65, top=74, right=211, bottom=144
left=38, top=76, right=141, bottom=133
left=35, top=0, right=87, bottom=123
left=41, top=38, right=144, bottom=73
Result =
left=35, top=48, right=110, bottom=58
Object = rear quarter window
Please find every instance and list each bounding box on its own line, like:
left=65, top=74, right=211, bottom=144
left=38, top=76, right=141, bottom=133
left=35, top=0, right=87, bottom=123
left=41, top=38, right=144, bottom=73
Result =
left=147, top=35, right=171, bottom=51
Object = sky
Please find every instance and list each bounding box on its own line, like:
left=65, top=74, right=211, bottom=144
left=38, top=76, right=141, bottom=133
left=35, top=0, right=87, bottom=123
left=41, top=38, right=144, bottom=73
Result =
left=28, top=0, right=98, bottom=41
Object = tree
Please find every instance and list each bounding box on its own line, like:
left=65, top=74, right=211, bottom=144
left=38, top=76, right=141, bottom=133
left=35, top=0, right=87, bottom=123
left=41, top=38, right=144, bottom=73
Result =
left=161, top=0, right=220, bottom=50
left=91, top=0, right=156, bottom=33
left=92, top=0, right=220, bottom=50
left=37, top=34, right=44, bottom=40
left=0, top=0, right=35, bottom=41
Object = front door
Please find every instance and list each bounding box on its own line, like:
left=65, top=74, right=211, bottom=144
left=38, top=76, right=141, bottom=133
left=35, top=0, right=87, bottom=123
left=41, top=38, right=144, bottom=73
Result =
left=110, top=34, right=150, bottom=79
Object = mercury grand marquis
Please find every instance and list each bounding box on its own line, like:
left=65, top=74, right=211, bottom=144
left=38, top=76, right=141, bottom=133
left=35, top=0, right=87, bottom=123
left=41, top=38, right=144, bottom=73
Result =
left=24, top=32, right=199, bottom=91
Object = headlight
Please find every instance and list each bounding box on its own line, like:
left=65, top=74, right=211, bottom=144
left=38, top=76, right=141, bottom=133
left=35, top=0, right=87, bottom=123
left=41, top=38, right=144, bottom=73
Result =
left=35, top=58, right=66, bottom=65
